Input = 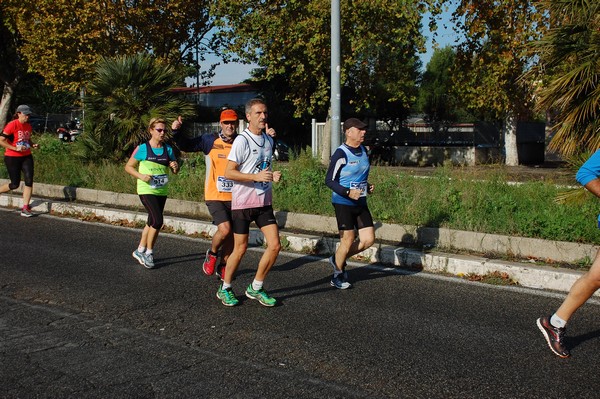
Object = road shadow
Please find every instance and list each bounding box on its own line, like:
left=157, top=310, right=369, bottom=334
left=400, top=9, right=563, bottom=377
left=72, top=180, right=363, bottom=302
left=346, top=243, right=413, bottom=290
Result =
left=566, top=328, right=600, bottom=351
left=268, top=255, right=421, bottom=303
left=148, top=252, right=205, bottom=269
left=153, top=252, right=255, bottom=280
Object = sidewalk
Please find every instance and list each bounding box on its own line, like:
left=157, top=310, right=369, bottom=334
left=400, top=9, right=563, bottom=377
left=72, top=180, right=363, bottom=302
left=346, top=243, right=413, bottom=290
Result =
left=1, top=179, right=597, bottom=296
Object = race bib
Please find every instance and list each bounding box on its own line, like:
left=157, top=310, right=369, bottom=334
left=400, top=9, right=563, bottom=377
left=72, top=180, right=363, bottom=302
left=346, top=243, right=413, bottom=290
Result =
left=351, top=181, right=368, bottom=197
left=16, top=141, right=30, bottom=150
left=217, top=176, right=234, bottom=192
left=150, top=174, right=168, bottom=189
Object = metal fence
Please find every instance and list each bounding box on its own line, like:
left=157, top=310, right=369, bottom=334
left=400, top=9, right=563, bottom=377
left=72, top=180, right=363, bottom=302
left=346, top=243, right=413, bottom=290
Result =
left=310, top=121, right=495, bottom=155
left=29, top=111, right=83, bottom=133
left=377, top=122, right=502, bottom=147
left=186, top=121, right=247, bottom=138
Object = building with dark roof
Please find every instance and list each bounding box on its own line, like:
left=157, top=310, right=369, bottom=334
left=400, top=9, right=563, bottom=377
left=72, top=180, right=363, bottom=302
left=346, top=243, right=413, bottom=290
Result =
left=171, top=84, right=259, bottom=109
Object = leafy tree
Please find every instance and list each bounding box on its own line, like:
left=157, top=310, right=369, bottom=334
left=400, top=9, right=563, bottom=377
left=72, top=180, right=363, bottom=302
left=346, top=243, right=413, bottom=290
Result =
left=78, top=53, right=195, bottom=162
left=443, top=0, right=548, bottom=165
left=3, top=0, right=217, bottom=92
left=211, top=0, right=434, bottom=120
left=417, top=46, right=472, bottom=127
left=249, top=75, right=313, bottom=146
left=526, top=0, right=600, bottom=157
left=16, top=75, right=78, bottom=115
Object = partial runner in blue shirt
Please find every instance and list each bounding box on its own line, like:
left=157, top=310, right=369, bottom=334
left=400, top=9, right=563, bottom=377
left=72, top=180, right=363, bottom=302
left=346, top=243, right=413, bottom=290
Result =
left=576, top=149, right=600, bottom=186
left=537, top=149, right=600, bottom=358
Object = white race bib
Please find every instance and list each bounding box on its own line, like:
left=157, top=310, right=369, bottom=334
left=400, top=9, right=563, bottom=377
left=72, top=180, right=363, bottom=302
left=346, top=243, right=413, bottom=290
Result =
left=351, top=181, right=368, bottom=197
left=16, top=141, right=30, bottom=150
left=150, top=174, right=168, bottom=189
left=217, top=176, right=234, bottom=193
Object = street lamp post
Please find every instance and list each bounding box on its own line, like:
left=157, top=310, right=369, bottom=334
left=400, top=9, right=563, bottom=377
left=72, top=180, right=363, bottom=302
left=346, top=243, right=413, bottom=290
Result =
left=331, top=0, right=341, bottom=154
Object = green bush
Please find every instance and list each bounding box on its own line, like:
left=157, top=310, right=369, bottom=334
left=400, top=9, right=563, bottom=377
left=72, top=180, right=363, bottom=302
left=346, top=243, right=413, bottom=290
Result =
left=5, top=137, right=598, bottom=245
left=274, top=149, right=331, bottom=215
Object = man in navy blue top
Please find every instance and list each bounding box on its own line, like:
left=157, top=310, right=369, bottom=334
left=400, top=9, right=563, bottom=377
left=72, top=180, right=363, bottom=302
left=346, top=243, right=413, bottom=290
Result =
left=325, top=118, right=375, bottom=289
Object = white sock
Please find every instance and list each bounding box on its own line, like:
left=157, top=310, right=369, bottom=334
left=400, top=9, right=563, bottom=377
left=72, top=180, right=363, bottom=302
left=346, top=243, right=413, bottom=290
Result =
left=137, top=246, right=146, bottom=253
left=550, top=313, right=567, bottom=328
left=146, top=249, right=153, bottom=255
left=252, top=279, right=264, bottom=291
left=222, top=282, right=232, bottom=290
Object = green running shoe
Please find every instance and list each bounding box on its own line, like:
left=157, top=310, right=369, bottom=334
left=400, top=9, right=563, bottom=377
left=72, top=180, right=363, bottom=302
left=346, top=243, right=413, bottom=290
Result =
left=245, top=285, right=277, bottom=307
left=216, top=284, right=239, bottom=307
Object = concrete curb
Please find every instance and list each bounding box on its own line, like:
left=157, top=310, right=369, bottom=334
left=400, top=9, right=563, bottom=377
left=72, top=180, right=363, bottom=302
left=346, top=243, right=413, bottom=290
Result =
left=2, top=180, right=598, bottom=264
left=1, top=182, right=593, bottom=295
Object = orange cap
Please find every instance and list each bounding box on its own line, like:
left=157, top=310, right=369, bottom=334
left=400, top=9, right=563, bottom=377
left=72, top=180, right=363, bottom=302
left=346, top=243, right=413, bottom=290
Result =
left=220, top=109, right=238, bottom=122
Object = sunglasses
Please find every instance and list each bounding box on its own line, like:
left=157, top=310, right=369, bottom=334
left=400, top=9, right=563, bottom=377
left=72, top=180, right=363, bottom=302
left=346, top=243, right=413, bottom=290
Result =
left=154, top=128, right=166, bottom=133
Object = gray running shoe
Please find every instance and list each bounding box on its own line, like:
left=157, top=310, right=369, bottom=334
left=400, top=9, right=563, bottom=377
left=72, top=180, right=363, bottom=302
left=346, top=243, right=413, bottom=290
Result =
left=132, top=250, right=145, bottom=266
left=142, top=253, right=155, bottom=269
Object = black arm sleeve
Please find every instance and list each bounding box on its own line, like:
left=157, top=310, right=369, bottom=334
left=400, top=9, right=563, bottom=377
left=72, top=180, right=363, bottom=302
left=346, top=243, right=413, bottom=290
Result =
left=325, top=148, right=350, bottom=197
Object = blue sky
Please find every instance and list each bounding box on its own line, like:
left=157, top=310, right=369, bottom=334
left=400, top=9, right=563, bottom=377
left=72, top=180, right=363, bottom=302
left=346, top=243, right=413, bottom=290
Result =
left=198, top=10, right=458, bottom=86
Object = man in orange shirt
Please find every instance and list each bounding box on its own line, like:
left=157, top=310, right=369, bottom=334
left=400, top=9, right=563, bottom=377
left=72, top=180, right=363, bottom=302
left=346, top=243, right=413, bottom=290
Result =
left=172, top=110, right=276, bottom=278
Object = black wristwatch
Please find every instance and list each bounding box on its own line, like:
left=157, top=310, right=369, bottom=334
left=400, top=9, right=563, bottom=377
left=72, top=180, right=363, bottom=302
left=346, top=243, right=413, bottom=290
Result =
left=345, top=189, right=350, bottom=197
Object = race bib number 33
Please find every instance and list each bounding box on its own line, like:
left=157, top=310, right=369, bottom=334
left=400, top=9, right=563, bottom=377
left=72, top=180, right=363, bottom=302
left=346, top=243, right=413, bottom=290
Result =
left=217, top=176, right=234, bottom=192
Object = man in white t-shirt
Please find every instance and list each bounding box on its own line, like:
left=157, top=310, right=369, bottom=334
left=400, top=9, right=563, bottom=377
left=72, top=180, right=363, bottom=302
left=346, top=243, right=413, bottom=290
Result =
left=216, top=98, right=282, bottom=307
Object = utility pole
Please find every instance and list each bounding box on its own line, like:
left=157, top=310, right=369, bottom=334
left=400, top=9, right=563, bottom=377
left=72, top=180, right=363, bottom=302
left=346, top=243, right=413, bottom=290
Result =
left=330, top=0, right=341, bottom=154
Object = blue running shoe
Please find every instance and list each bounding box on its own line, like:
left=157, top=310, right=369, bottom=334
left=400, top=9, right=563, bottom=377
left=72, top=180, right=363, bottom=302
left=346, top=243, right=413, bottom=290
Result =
left=330, top=272, right=351, bottom=289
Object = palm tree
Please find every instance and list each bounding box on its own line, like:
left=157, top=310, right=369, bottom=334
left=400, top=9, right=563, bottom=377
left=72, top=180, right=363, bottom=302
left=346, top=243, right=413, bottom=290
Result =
left=78, top=53, right=195, bottom=161
left=529, top=0, right=600, bottom=156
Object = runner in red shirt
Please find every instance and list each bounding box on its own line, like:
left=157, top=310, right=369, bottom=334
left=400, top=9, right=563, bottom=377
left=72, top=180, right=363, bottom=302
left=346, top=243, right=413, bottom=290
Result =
left=0, top=105, right=40, bottom=217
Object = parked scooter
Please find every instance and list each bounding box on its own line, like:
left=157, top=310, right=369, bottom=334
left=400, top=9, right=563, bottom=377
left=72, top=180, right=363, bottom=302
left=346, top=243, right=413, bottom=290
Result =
left=57, top=124, right=71, bottom=142
left=66, top=119, right=82, bottom=141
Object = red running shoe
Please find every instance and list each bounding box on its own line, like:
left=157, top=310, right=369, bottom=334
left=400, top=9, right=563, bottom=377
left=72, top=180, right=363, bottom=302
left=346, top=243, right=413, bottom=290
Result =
left=202, top=250, right=217, bottom=275
left=216, top=264, right=226, bottom=281
left=536, top=316, right=570, bottom=358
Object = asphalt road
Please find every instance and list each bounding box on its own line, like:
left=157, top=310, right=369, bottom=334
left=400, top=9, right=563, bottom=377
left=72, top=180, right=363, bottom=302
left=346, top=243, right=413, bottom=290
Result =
left=2, top=208, right=600, bottom=398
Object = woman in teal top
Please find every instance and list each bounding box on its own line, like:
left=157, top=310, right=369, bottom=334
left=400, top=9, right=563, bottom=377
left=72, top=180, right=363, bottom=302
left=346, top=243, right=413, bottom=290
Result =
left=125, top=118, right=179, bottom=268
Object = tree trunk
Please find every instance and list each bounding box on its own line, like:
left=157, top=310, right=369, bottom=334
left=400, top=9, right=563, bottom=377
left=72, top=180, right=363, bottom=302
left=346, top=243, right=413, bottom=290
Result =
left=0, top=79, right=18, bottom=131
left=504, top=111, right=519, bottom=166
